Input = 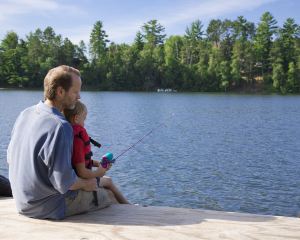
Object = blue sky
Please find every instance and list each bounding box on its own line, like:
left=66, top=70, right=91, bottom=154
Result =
left=0, top=0, right=299, bottom=45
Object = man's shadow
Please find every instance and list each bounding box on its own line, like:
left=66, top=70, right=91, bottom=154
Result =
left=63, top=204, right=275, bottom=227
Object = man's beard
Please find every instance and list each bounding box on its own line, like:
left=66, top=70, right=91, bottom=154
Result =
left=66, top=104, right=76, bottom=110
left=62, top=99, right=76, bottom=110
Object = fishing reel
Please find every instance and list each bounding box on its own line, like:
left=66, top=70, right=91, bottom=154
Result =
left=100, top=152, right=115, bottom=169
left=90, top=138, right=115, bottom=169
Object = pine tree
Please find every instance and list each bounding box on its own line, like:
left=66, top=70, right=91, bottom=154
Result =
left=89, top=21, right=109, bottom=61
left=254, top=12, right=278, bottom=82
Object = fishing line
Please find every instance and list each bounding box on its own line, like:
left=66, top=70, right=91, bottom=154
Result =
left=113, top=113, right=175, bottom=161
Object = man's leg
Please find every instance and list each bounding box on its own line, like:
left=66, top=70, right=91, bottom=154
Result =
left=64, top=187, right=116, bottom=217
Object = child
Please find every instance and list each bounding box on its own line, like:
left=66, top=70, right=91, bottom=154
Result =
left=64, top=100, right=129, bottom=204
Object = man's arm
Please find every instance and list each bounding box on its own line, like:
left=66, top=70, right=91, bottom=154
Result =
left=69, top=177, right=97, bottom=191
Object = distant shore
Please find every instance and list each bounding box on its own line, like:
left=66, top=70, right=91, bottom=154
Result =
left=0, top=86, right=296, bottom=95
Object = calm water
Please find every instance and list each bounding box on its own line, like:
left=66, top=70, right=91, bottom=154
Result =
left=1, top=90, right=300, bottom=217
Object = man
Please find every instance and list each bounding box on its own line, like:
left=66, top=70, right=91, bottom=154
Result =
left=7, top=65, right=116, bottom=219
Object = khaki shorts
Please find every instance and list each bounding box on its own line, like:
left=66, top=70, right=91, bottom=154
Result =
left=65, top=187, right=112, bottom=217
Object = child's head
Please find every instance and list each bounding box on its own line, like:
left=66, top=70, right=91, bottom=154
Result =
left=63, top=100, right=87, bottom=126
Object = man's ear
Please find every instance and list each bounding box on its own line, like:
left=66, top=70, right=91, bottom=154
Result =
left=56, top=86, right=65, bottom=99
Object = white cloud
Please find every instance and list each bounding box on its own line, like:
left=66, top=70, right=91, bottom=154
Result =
left=60, top=21, right=143, bottom=45
left=160, top=0, right=277, bottom=26
left=105, top=0, right=278, bottom=43
left=0, top=0, right=87, bottom=42
left=0, top=0, right=85, bottom=24
left=57, top=25, right=92, bottom=44
left=106, top=22, right=143, bottom=43
left=0, top=0, right=57, bottom=22
left=64, top=0, right=278, bottom=44
left=0, top=0, right=279, bottom=43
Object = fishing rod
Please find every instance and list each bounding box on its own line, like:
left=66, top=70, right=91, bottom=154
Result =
left=99, top=114, right=174, bottom=168
left=114, top=121, right=167, bottom=161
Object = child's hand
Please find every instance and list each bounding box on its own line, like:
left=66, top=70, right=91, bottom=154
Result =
left=100, top=152, right=115, bottom=169
left=95, top=165, right=107, bottom=177
left=100, top=158, right=113, bottom=169
left=92, top=160, right=100, bottom=168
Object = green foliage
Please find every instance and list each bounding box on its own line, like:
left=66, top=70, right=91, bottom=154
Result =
left=207, top=19, right=223, bottom=47
left=272, top=62, right=285, bottom=92
left=164, top=36, right=184, bottom=89
left=0, top=32, right=28, bottom=87
left=89, top=21, right=109, bottom=61
left=254, top=12, right=278, bottom=81
left=287, top=62, right=297, bottom=92
left=219, top=61, right=231, bottom=91
left=0, top=14, right=299, bottom=93
left=184, top=20, right=204, bottom=66
left=142, top=20, right=166, bottom=48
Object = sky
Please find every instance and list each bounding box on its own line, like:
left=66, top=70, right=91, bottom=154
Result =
left=0, top=0, right=299, bottom=45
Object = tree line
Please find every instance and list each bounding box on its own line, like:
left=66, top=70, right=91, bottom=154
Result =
left=0, top=12, right=299, bottom=93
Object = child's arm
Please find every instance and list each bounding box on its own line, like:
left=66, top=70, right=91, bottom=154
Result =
left=74, top=162, right=107, bottom=179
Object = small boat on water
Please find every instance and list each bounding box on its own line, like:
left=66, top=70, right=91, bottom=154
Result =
left=157, top=88, right=177, bottom=92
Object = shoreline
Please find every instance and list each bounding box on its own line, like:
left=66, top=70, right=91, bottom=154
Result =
left=0, top=87, right=299, bottom=95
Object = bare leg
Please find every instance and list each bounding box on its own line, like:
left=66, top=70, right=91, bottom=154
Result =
left=106, top=190, right=119, bottom=204
left=99, top=176, right=130, bottom=204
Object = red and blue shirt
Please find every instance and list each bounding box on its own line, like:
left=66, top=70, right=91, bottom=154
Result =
left=72, top=124, right=93, bottom=169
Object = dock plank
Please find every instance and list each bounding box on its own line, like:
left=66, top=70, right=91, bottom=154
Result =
left=0, top=198, right=299, bottom=240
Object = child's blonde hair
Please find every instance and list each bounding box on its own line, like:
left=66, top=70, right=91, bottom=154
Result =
left=63, top=100, right=87, bottom=124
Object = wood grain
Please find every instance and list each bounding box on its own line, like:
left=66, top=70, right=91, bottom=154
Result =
left=0, top=198, right=299, bottom=240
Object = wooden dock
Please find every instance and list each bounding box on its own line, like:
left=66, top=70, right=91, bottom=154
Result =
left=0, top=198, right=299, bottom=240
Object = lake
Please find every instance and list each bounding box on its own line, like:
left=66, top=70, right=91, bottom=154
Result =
left=1, top=90, right=300, bottom=217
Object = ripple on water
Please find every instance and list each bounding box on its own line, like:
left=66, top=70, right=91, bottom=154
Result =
left=1, top=91, right=300, bottom=217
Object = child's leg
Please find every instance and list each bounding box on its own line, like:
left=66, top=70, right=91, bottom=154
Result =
left=99, top=176, right=130, bottom=204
